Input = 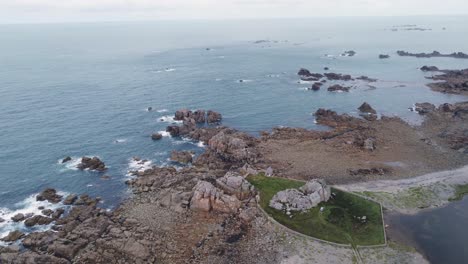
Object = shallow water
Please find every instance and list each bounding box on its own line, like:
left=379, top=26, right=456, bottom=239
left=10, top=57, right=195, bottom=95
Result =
left=1, top=16, right=468, bottom=238
left=386, top=197, right=468, bottom=264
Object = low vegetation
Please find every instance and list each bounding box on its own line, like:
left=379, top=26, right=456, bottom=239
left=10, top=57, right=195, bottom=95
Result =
left=449, top=184, right=468, bottom=201
left=247, top=174, right=385, bottom=246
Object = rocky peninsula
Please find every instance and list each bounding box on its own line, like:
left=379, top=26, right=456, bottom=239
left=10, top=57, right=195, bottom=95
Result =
left=2, top=98, right=468, bottom=263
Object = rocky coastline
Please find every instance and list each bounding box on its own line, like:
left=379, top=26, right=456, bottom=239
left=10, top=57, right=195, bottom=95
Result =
left=2, top=98, right=468, bottom=263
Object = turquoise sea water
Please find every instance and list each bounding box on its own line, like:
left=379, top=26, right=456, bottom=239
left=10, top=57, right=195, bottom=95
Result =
left=1, top=17, right=468, bottom=260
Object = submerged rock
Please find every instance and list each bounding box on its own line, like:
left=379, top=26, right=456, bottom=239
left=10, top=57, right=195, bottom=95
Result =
left=151, top=133, right=163, bottom=140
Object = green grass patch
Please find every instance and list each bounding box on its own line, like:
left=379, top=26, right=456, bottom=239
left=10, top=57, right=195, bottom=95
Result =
left=449, top=184, right=468, bottom=201
left=247, top=174, right=385, bottom=246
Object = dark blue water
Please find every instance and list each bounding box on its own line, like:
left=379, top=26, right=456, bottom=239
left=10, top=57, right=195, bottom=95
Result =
left=1, top=17, right=468, bottom=238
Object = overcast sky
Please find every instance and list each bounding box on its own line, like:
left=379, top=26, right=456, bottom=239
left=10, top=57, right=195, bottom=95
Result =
left=1, top=0, right=467, bottom=24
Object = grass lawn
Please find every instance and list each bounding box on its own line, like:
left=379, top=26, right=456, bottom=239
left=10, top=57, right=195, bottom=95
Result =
left=247, top=174, right=385, bottom=246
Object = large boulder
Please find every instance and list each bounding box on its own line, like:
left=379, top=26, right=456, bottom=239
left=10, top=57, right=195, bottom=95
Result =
left=190, top=181, right=241, bottom=213
left=174, top=109, right=192, bottom=121
left=36, top=188, right=62, bottom=203
left=193, top=109, right=206, bottom=123
left=358, top=102, right=377, bottom=114
left=170, top=150, right=193, bottom=164
left=77, top=157, right=106, bottom=171
left=11, top=213, right=25, bottom=222
left=269, top=179, right=331, bottom=212
left=216, top=171, right=256, bottom=200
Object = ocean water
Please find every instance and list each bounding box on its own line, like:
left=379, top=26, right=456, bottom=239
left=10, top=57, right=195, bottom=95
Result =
left=1, top=16, right=468, bottom=241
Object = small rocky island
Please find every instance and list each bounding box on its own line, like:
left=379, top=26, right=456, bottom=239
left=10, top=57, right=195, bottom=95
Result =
left=397, top=50, right=468, bottom=59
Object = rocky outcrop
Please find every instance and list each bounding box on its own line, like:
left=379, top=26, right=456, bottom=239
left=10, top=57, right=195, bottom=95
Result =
left=207, top=110, right=222, bottom=124
left=379, top=54, right=390, bottom=59
left=207, top=129, right=259, bottom=163
left=36, top=188, right=62, bottom=203
left=11, top=213, right=26, bottom=222
left=190, top=181, right=241, bottom=213
left=215, top=172, right=256, bottom=200
left=358, top=102, right=377, bottom=114
left=193, top=110, right=206, bottom=123
left=327, top=84, right=350, bottom=92
left=415, top=103, right=436, bottom=115
left=61, top=156, right=71, bottom=163
left=269, top=179, right=331, bottom=212
left=298, top=68, right=312, bottom=76
left=167, top=110, right=223, bottom=137
left=24, top=215, right=54, bottom=227
left=314, top=109, right=364, bottom=129
left=309, top=82, right=322, bottom=91
left=324, top=73, right=352, bottom=81
left=420, top=65, right=439, bottom=72
left=77, top=157, right=107, bottom=171
left=426, top=68, right=468, bottom=95
left=1, top=231, right=25, bottom=242
left=63, top=194, right=78, bottom=205
left=170, top=150, right=193, bottom=164
left=397, top=50, right=468, bottom=59
left=174, top=109, right=192, bottom=121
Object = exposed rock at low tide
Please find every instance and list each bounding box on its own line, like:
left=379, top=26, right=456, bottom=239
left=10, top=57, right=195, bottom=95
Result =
left=170, top=150, right=193, bottom=164
left=327, top=84, right=350, bottom=92
left=207, top=110, right=222, bottom=124
left=1, top=230, right=25, bottom=242
left=426, top=68, right=468, bottom=95
left=415, top=103, right=436, bottom=115
left=36, top=188, right=62, bottom=204
left=420, top=65, right=439, bottom=72
left=24, top=215, right=54, bottom=227
left=358, top=102, right=377, bottom=114
left=379, top=54, right=390, bottom=59
left=61, top=156, right=71, bottom=163
left=77, top=157, right=107, bottom=171
left=397, top=50, right=468, bottom=59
